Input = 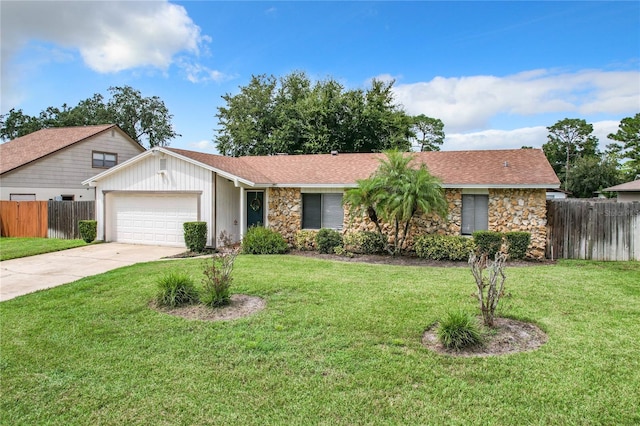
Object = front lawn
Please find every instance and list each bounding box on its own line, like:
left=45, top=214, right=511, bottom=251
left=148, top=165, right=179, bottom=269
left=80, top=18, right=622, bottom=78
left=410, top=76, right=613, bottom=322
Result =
left=0, top=237, right=88, bottom=261
left=1, top=256, right=638, bottom=425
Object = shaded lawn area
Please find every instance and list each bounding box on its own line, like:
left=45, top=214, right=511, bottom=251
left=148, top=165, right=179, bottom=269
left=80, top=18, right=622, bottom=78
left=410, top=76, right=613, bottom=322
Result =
left=0, top=237, right=87, bottom=261
left=1, top=256, right=639, bottom=425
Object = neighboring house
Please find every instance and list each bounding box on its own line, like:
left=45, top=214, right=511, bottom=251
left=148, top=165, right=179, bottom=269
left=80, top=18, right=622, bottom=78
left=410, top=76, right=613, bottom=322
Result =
left=603, top=180, right=640, bottom=202
left=83, top=147, right=560, bottom=258
left=546, top=189, right=570, bottom=200
left=0, top=125, right=145, bottom=201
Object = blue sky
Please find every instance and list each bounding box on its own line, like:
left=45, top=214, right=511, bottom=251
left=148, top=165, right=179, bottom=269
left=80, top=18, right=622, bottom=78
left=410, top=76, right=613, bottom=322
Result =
left=1, top=1, right=639, bottom=153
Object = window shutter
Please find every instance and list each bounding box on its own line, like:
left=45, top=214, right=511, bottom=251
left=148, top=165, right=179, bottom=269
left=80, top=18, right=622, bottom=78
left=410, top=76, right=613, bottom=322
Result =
left=474, top=195, right=489, bottom=232
left=322, top=193, right=344, bottom=229
left=461, top=195, right=475, bottom=235
left=302, top=194, right=322, bottom=229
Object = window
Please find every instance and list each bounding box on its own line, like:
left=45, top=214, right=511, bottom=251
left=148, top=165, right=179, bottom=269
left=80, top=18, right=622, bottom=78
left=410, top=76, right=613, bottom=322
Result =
left=302, top=193, right=344, bottom=229
left=10, top=193, right=36, bottom=201
left=92, top=151, right=117, bottom=168
left=461, top=194, right=488, bottom=235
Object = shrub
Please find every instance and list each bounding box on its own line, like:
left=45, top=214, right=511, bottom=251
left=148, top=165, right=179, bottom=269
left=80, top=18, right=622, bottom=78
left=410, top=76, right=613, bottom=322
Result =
left=316, top=228, right=343, bottom=254
left=414, top=235, right=476, bottom=261
left=184, top=222, right=207, bottom=253
left=505, top=231, right=531, bottom=260
left=333, top=246, right=353, bottom=257
left=437, top=310, right=484, bottom=350
left=200, top=247, right=239, bottom=307
left=343, top=231, right=387, bottom=254
left=472, top=231, right=503, bottom=259
left=242, top=226, right=288, bottom=255
left=155, top=272, right=198, bottom=307
left=294, top=230, right=318, bottom=251
left=78, top=220, right=97, bottom=243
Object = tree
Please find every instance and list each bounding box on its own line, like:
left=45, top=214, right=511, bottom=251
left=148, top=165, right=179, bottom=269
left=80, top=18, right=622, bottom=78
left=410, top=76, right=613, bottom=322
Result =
left=542, top=118, right=599, bottom=190
left=0, top=86, right=179, bottom=148
left=608, top=113, right=640, bottom=180
left=344, top=150, right=448, bottom=256
left=0, top=109, right=43, bottom=140
left=566, top=156, right=620, bottom=198
left=214, top=72, right=412, bottom=156
left=411, top=115, right=444, bottom=151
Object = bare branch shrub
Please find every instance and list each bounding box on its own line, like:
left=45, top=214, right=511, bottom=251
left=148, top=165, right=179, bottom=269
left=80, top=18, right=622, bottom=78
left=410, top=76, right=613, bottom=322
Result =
left=200, top=231, right=239, bottom=307
left=469, top=252, right=508, bottom=327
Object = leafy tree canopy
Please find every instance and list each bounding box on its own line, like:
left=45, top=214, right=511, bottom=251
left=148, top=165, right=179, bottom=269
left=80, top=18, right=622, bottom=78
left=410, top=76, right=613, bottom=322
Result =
left=0, top=86, right=179, bottom=148
left=215, top=72, right=413, bottom=156
left=566, top=156, right=620, bottom=198
left=410, top=115, right=444, bottom=151
left=542, top=118, right=599, bottom=190
left=607, top=113, right=640, bottom=181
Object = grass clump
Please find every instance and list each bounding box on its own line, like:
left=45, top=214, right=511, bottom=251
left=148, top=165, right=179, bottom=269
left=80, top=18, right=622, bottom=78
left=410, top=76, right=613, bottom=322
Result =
left=242, top=226, right=288, bottom=254
left=437, top=310, right=484, bottom=350
left=155, top=272, right=198, bottom=307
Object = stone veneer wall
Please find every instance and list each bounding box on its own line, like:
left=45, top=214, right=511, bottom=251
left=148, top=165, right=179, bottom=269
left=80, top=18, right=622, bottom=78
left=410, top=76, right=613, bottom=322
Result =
left=487, top=188, right=547, bottom=259
left=267, top=187, right=301, bottom=245
left=266, top=187, right=547, bottom=258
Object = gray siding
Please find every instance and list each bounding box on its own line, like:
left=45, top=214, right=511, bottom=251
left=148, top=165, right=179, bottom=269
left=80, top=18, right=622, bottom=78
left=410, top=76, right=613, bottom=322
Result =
left=1, top=129, right=144, bottom=190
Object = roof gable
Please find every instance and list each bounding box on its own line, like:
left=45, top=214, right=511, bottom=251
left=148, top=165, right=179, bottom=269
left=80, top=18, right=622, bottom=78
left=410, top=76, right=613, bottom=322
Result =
left=0, top=125, right=142, bottom=175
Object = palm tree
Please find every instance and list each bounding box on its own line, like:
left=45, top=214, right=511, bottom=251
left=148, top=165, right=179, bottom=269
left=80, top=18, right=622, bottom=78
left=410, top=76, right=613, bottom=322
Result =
left=345, top=150, right=448, bottom=256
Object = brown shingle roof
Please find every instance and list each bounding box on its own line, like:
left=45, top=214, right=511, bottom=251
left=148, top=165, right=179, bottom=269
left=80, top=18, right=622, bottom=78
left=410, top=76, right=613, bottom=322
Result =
left=603, top=179, right=640, bottom=192
left=0, top=124, right=119, bottom=174
left=168, top=148, right=560, bottom=187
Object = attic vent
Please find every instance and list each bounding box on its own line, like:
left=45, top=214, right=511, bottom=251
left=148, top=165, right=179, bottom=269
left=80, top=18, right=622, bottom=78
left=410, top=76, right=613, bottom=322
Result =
left=159, top=158, right=167, bottom=171
left=331, top=151, right=338, bottom=156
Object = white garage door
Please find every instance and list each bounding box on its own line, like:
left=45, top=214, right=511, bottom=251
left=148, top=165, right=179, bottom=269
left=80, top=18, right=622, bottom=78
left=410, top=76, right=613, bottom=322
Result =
left=109, top=193, right=198, bottom=247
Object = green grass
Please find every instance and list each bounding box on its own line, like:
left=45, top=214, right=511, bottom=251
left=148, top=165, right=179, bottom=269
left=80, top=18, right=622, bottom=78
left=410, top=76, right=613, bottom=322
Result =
left=0, top=237, right=88, bottom=261
left=1, top=256, right=639, bottom=425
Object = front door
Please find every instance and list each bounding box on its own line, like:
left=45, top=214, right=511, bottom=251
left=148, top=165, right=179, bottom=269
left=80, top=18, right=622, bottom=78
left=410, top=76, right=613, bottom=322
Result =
left=246, top=191, right=264, bottom=228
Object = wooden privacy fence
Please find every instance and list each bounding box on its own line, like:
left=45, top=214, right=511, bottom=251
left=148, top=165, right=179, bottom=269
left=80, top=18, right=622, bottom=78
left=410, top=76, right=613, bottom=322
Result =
left=546, top=199, right=640, bottom=261
left=0, top=201, right=95, bottom=239
left=47, top=201, right=95, bottom=239
left=0, top=201, right=48, bottom=237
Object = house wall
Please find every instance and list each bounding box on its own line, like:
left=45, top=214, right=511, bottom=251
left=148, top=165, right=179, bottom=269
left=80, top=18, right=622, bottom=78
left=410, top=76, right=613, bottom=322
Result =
left=618, top=192, right=640, bottom=202
left=0, top=129, right=143, bottom=201
left=94, top=153, right=216, bottom=245
left=215, top=176, right=241, bottom=243
left=267, top=187, right=548, bottom=259
left=267, top=187, right=301, bottom=245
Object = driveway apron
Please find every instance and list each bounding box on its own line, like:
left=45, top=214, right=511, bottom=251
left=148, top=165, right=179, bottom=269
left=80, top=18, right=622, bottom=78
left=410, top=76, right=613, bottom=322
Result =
left=0, top=243, right=186, bottom=301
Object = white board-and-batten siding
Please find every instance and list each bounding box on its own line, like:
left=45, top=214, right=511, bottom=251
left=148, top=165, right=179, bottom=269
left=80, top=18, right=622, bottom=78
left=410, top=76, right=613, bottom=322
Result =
left=95, top=154, right=216, bottom=246
left=0, top=130, right=144, bottom=201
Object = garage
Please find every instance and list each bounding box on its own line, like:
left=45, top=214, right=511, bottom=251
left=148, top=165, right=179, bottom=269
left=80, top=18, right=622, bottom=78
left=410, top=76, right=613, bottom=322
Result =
left=107, top=193, right=199, bottom=247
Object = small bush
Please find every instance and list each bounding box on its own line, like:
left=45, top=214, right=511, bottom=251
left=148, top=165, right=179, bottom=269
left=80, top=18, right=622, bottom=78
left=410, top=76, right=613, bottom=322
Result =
left=316, top=228, right=343, bottom=254
left=505, top=231, right=531, bottom=260
left=414, top=235, right=476, bottom=261
left=437, top=311, right=484, bottom=350
left=343, top=231, right=387, bottom=254
left=155, top=272, right=198, bottom=307
left=200, top=248, right=239, bottom=307
left=78, top=220, right=97, bottom=243
left=242, top=226, right=288, bottom=254
left=472, top=231, right=503, bottom=258
left=333, top=246, right=353, bottom=257
left=294, top=230, right=318, bottom=251
left=184, top=222, right=207, bottom=253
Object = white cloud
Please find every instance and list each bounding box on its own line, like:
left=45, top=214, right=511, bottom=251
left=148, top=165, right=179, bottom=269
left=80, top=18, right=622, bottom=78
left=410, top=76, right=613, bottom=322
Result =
left=188, top=139, right=217, bottom=152
left=1, top=1, right=206, bottom=74
left=177, top=59, right=233, bottom=84
left=390, top=69, right=640, bottom=133
left=443, top=120, right=624, bottom=152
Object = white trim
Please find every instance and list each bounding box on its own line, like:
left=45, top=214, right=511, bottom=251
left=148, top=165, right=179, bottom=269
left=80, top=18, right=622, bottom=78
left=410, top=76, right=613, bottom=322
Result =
left=83, top=147, right=256, bottom=188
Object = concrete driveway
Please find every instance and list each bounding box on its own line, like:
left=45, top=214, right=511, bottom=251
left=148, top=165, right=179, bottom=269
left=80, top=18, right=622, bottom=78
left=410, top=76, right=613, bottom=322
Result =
left=0, top=243, right=186, bottom=302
